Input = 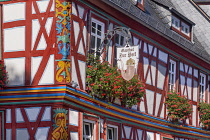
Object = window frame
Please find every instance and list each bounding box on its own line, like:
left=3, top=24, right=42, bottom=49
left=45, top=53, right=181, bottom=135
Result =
left=168, top=59, right=177, bottom=91
left=90, top=18, right=105, bottom=55
left=171, top=14, right=192, bottom=40
left=83, top=119, right=96, bottom=140
left=107, top=124, right=118, bottom=140
left=199, top=73, right=206, bottom=101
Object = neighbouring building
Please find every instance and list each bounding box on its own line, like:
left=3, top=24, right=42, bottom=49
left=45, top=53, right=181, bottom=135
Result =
left=1, top=0, right=210, bottom=139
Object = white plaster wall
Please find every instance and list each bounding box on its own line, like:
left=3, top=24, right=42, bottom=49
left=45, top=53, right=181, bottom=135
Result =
left=77, top=5, right=84, bottom=19
left=78, top=60, right=86, bottom=90
left=35, top=127, right=50, bottom=140
left=41, top=107, right=51, bottom=121
left=39, top=54, right=54, bottom=85
left=123, top=126, right=131, bottom=139
left=70, top=132, right=78, bottom=140
left=16, top=128, right=29, bottom=140
left=71, top=56, right=79, bottom=88
left=146, top=131, right=154, bottom=140
left=25, top=107, right=41, bottom=122
left=155, top=93, right=162, bottom=116
left=187, top=78, right=192, bottom=99
left=146, top=90, right=154, bottom=115
left=69, top=109, right=79, bottom=126
left=193, top=80, right=198, bottom=101
left=31, top=56, right=42, bottom=83
left=73, top=21, right=80, bottom=43
left=4, top=27, right=25, bottom=52
left=157, top=64, right=166, bottom=89
left=158, top=50, right=168, bottom=63
left=192, top=105, right=196, bottom=126
left=5, top=57, right=25, bottom=86
left=143, top=57, right=151, bottom=85
left=3, top=2, right=25, bottom=23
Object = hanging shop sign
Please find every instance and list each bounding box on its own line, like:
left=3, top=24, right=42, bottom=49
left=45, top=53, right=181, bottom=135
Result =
left=117, top=44, right=139, bottom=81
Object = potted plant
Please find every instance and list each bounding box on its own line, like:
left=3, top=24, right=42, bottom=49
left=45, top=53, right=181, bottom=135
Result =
left=165, top=92, right=192, bottom=124
left=198, top=102, right=210, bottom=129
left=86, top=55, right=145, bottom=107
left=0, top=60, right=8, bottom=89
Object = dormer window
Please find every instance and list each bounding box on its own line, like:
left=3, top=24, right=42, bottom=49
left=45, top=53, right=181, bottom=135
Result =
left=171, top=15, right=191, bottom=39
left=170, top=8, right=195, bottom=40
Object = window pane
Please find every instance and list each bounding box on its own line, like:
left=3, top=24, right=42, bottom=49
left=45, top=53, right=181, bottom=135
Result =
left=92, top=22, right=96, bottom=33
left=97, top=38, right=101, bottom=50
left=115, top=34, right=119, bottom=45
left=90, top=36, right=96, bottom=53
left=120, top=36, right=124, bottom=46
left=97, top=25, right=102, bottom=36
left=85, top=124, right=90, bottom=135
left=108, top=129, right=112, bottom=139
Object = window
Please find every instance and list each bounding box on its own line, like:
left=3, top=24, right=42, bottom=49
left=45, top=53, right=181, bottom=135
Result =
left=168, top=60, right=176, bottom=91
left=199, top=73, right=206, bottom=101
left=181, top=22, right=190, bottom=35
left=107, top=124, right=118, bottom=140
left=171, top=15, right=192, bottom=39
left=113, top=31, right=126, bottom=65
left=115, top=33, right=125, bottom=47
left=83, top=120, right=95, bottom=140
left=90, top=18, right=105, bottom=55
left=171, top=16, right=180, bottom=29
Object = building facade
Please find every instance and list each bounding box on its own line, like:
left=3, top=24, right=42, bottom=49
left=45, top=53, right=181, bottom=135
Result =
left=1, top=0, right=210, bottom=139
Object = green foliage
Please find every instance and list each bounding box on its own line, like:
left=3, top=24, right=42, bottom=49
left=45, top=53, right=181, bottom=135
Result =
left=165, top=92, right=192, bottom=123
left=198, top=102, right=210, bottom=128
left=86, top=55, right=145, bottom=107
left=0, top=61, right=7, bottom=89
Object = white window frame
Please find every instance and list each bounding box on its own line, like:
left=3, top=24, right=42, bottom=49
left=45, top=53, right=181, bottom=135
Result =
left=115, top=31, right=125, bottom=47
left=172, top=15, right=180, bottom=30
left=83, top=119, right=96, bottom=140
left=171, top=15, right=191, bottom=38
left=181, top=22, right=190, bottom=36
left=107, top=124, right=118, bottom=140
left=168, top=59, right=176, bottom=91
left=90, top=18, right=105, bottom=55
left=199, top=73, right=206, bottom=101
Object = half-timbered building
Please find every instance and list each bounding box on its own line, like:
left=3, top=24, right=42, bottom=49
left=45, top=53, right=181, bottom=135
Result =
left=1, top=0, right=210, bottom=139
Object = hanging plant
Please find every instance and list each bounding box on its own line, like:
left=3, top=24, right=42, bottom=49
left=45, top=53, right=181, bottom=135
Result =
left=0, top=60, right=8, bottom=89
left=198, top=102, right=210, bottom=129
left=165, top=92, right=192, bottom=124
left=86, top=55, right=145, bottom=107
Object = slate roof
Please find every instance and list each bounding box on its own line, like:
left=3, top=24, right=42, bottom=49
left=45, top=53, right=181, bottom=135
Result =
left=151, top=0, right=210, bottom=55
left=103, top=0, right=210, bottom=63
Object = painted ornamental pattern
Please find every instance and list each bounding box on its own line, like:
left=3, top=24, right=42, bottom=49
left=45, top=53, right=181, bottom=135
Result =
left=55, top=0, right=71, bottom=83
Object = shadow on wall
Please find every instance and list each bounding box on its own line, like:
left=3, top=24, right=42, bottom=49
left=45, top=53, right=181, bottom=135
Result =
left=6, top=63, right=25, bottom=86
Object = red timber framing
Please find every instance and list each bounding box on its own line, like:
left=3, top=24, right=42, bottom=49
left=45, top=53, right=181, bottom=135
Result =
left=75, top=0, right=210, bottom=130
left=86, top=0, right=210, bottom=71
left=4, top=106, right=52, bottom=140
left=70, top=1, right=88, bottom=90
left=138, top=40, right=168, bottom=118
left=2, top=0, right=56, bottom=86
